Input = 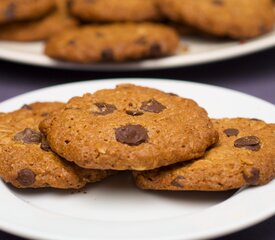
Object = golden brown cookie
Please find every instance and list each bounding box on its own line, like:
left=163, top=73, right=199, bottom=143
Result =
left=0, top=0, right=78, bottom=41
left=39, top=84, right=218, bottom=171
left=0, top=102, right=114, bottom=189
left=44, top=23, right=180, bottom=63
left=158, top=0, right=275, bottom=39
left=0, top=0, right=56, bottom=24
left=133, top=118, right=275, bottom=191
left=68, top=0, right=162, bottom=22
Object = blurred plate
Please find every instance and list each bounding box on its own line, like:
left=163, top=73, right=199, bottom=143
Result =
left=0, top=78, right=274, bottom=240
left=0, top=28, right=274, bottom=71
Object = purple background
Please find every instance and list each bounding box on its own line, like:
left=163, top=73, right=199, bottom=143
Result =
left=0, top=47, right=274, bottom=240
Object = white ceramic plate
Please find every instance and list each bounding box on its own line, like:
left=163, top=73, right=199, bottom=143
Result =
left=0, top=78, right=274, bottom=240
left=0, top=28, right=275, bottom=71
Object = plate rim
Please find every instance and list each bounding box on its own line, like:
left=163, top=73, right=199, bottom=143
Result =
left=0, top=30, right=274, bottom=71
left=0, top=78, right=274, bottom=240
left=1, top=77, right=275, bottom=110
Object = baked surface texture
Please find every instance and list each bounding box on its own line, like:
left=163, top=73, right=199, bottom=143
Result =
left=0, top=102, right=113, bottom=189
left=68, top=0, right=162, bottom=22
left=0, top=0, right=78, bottom=41
left=44, top=23, right=180, bottom=63
left=0, top=0, right=56, bottom=24
left=40, top=84, right=218, bottom=170
left=158, top=0, right=275, bottom=39
left=133, top=118, right=275, bottom=191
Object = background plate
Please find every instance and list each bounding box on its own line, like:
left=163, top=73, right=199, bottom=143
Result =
left=0, top=79, right=274, bottom=240
left=0, top=28, right=274, bottom=71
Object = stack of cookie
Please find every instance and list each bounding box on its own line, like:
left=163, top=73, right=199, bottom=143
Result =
left=0, top=102, right=114, bottom=189
left=0, top=0, right=78, bottom=41
left=44, top=0, right=181, bottom=63
left=0, top=0, right=274, bottom=63
left=1, top=84, right=274, bottom=191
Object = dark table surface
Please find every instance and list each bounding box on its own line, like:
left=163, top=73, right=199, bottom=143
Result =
left=0, top=47, right=274, bottom=240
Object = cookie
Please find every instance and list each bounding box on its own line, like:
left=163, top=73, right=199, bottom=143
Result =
left=44, top=23, right=180, bottom=63
left=39, top=84, right=218, bottom=171
left=158, top=0, right=275, bottom=39
left=68, top=0, right=162, bottom=22
left=133, top=118, right=275, bottom=191
left=0, top=102, right=114, bottom=189
left=0, top=0, right=78, bottom=41
left=0, top=0, right=56, bottom=24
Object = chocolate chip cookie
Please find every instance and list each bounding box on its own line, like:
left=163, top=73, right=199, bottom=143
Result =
left=0, top=0, right=78, bottom=41
left=133, top=118, right=275, bottom=191
left=68, top=0, right=162, bottom=22
left=158, top=0, right=275, bottom=39
left=39, top=84, right=218, bottom=170
left=44, top=23, right=180, bottom=63
left=0, top=102, right=113, bottom=189
left=0, top=0, right=56, bottom=24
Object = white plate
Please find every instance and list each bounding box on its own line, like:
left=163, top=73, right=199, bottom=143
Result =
left=0, top=78, right=274, bottom=240
left=0, top=29, right=275, bottom=71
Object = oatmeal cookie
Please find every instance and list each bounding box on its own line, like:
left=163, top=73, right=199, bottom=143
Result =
left=0, top=0, right=56, bottom=24
left=133, top=118, right=275, bottom=191
left=158, top=0, right=275, bottom=39
left=44, top=23, right=180, bottom=62
left=0, top=102, right=113, bottom=189
left=40, top=84, right=218, bottom=170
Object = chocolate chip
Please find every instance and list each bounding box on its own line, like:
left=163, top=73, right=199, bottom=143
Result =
left=126, top=110, right=144, bottom=116
left=101, top=48, right=114, bottom=61
left=67, top=0, right=74, bottom=9
left=5, top=3, right=16, bottom=21
left=41, top=112, right=49, bottom=117
left=14, top=128, right=42, bottom=144
left=212, top=0, right=223, bottom=5
left=149, top=43, right=162, bottom=57
left=246, top=145, right=261, bottom=151
left=135, top=36, right=147, bottom=45
left=224, top=128, right=239, bottom=137
left=40, top=136, right=51, bottom=152
left=93, top=102, right=117, bottom=115
left=234, top=136, right=261, bottom=151
left=243, top=168, right=260, bottom=185
left=115, top=124, right=148, bottom=146
left=68, top=39, right=76, bottom=45
left=95, top=32, right=104, bottom=38
left=167, top=92, right=178, bottom=97
left=171, top=176, right=185, bottom=188
left=259, top=24, right=268, bottom=34
left=21, top=104, right=32, bottom=110
left=251, top=118, right=262, bottom=121
left=140, top=99, right=166, bottom=113
left=16, top=169, right=36, bottom=186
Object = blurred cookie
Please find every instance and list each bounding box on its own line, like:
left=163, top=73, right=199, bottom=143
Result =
left=44, top=23, right=180, bottom=63
left=133, top=118, right=275, bottom=191
left=68, top=0, right=162, bottom=22
left=0, top=0, right=78, bottom=41
left=39, top=84, right=218, bottom=171
left=158, top=0, right=275, bottom=39
left=0, top=0, right=56, bottom=24
left=0, top=102, right=114, bottom=189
